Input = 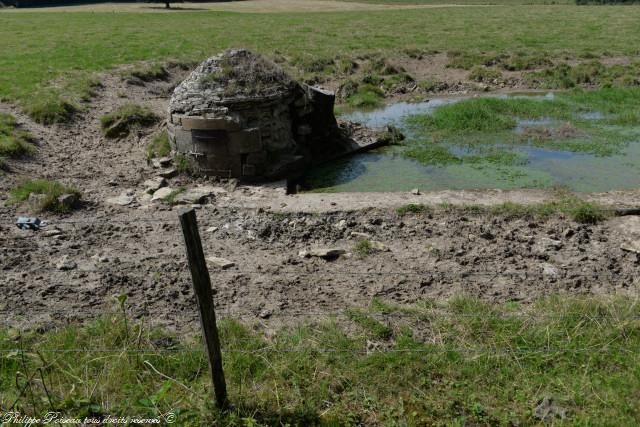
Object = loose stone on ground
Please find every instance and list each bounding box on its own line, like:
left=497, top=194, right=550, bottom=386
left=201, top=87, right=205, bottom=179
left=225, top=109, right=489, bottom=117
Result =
left=207, top=256, right=235, bottom=269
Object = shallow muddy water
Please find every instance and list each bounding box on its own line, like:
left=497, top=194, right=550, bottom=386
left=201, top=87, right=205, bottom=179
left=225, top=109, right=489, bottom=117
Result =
left=304, top=95, right=640, bottom=192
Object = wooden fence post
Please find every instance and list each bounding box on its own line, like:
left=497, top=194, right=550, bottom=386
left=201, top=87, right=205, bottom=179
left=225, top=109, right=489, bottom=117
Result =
left=178, top=208, right=228, bottom=408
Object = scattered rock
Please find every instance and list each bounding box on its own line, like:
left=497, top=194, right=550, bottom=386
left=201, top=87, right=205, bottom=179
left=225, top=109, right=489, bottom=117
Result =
left=56, top=256, right=77, bottom=271
left=621, top=241, right=640, bottom=254
left=369, top=240, right=390, bottom=252
left=43, top=228, right=63, bottom=237
left=167, top=185, right=226, bottom=205
left=57, top=193, right=79, bottom=210
left=534, top=397, right=567, bottom=422
left=106, top=193, right=135, bottom=206
left=533, top=237, right=563, bottom=255
left=91, top=253, right=111, bottom=263
left=206, top=226, right=219, bottom=233
left=151, top=187, right=174, bottom=202
left=158, top=168, right=179, bottom=179
left=139, top=193, right=152, bottom=203
left=299, top=248, right=346, bottom=259
left=541, top=262, right=560, bottom=278
left=143, top=177, right=167, bottom=194
left=411, top=188, right=420, bottom=195
left=206, top=256, right=235, bottom=269
left=151, top=157, right=172, bottom=168
left=259, top=309, right=273, bottom=319
left=479, top=231, right=495, bottom=240
left=350, top=231, right=371, bottom=240
left=334, top=219, right=347, bottom=230
left=172, top=187, right=216, bottom=205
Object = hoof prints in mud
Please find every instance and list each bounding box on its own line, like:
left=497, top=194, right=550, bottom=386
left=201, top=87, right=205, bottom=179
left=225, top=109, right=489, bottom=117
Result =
left=1, top=208, right=639, bottom=330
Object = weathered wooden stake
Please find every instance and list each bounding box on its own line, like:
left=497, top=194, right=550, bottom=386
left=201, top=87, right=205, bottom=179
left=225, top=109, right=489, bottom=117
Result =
left=179, top=208, right=228, bottom=408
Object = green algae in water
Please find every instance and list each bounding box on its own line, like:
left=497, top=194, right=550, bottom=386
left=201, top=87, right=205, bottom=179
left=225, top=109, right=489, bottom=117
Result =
left=304, top=88, right=640, bottom=193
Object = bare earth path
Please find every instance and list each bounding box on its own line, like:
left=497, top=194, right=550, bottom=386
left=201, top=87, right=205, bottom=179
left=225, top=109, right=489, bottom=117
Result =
left=1, top=67, right=639, bottom=333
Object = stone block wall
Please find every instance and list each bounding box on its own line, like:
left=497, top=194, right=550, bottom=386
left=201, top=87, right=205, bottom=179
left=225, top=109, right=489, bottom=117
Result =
left=168, top=96, right=300, bottom=179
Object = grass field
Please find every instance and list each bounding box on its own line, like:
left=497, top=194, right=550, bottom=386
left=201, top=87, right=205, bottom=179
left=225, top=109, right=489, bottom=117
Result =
left=340, top=0, right=573, bottom=4
left=2, top=3, right=640, bottom=424
left=2, top=295, right=639, bottom=425
left=1, top=5, right=640, bottom=120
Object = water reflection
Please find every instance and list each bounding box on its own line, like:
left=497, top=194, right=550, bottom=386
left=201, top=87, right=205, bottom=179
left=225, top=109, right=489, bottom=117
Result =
left=304, top=95, right=640, bottom=193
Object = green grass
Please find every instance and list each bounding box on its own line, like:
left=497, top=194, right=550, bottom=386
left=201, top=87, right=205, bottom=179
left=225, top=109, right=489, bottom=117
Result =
left=20, top=74, right=101, bottom=124
left=447, top=51, right=556, bottom=72
left=404, top=144, right=527, bottom=168
left=100, top=104, right=158, bottom=138
left=407, top=97, right=569, bottom=134
left=2, top=6, right=640, bottom=119
left=345, top=308, right=393, bottom=339
left=162, top=187, right=185, bottom=205
left=340, top=0, right=573, bottom=4
left=9, top=179, right=81, bottom=213
left=22, top=92, right=77, bottom=125
left=2, top=295, right=639, bottom=425
left=174, top=154, right=195, bottom=175
left=446, top=51, right=502, bottom=70
left=0, top=113, right=35, bottom=163
left=405, top=144, right=462, bottom=165
left=403, top=87, right=640, bottom=160
left=479, top=196, right=609, bottom=223
left=396, top=203, right=428, bottom=215
left=346, top=83, right=385, bottom=108
left=353, top=239, right=374, bottom=257
left=124, top=62, right=169, bottom=82
left=465, top=149, right=528, bottom=166
left=146, top=130, right=171, bottom=160
left=500, top=51, right=555, bottom=71
left=468, top=66, right=503, bottom=83
left=526, top=60, right=640, bottom=89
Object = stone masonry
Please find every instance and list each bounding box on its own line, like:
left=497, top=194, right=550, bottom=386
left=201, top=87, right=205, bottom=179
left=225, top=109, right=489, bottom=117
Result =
left=168, top=49, right=346, bottom=181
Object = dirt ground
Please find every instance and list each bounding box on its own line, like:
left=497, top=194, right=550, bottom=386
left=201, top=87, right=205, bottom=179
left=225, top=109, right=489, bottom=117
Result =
left=1, top=62, right=640, bottom=333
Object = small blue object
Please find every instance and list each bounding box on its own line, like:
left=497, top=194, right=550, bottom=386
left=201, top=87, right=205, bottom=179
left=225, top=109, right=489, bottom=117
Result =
left=16, top=217, right=47, bottom=230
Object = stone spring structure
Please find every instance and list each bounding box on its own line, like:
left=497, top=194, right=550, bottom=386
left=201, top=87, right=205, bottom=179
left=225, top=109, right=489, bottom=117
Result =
left=168, top=49, right=392, bottom=181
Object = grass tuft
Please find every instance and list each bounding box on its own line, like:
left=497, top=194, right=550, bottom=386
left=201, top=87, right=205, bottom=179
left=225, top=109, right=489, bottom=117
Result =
left=407, top=97, right=568, bottom=134
left=162, top=187, right=185, bottom=205
left=354, top=239, right=373, bottom=257
left=0, top=113, right=35, bottom=160
left=446, top=51, right=502, bottom=70
left=346, top=308, right=393, bottom=339
left=396, top=203, right=428, bottom=216
left=126, top=63, right=169, bottom=82
left=201, top=50, right=293, bottom=98
left=526, top=61, right=640, bottom=89
left=174, top=154, right=196, bottom=175
left=488, top=197, right=609, bottom=223
left=405, top=144, right=461, bottom=166
left=146, top=130, right=171, bottom=160
left=101, top=104, right=158, bottom=138
left=24, top=94, right=76, bottom=125
left=346, top=84, right=385, bottom=108
left=9, top=179, right=80, bottom=213
left=468, top=66, right=503, bottom=83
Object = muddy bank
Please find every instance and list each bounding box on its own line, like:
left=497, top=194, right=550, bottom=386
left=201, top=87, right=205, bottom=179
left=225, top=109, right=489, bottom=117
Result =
left=2, top=202, right=640, bottom=331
